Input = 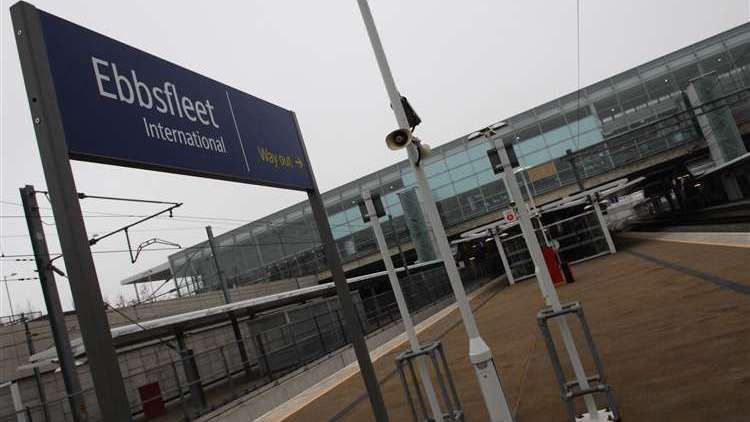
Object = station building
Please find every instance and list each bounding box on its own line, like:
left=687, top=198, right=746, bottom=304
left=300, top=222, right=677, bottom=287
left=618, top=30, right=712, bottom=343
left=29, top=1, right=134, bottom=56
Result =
left=4, top=20, right=750, bottom=422
left=161, top=22, right=750, bottom=295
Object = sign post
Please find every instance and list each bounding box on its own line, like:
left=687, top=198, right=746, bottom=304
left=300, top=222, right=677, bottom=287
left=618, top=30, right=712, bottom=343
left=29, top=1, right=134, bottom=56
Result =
left=10, top=2, right=387, bottom=420
left=295, top=115, right=390, bottom=422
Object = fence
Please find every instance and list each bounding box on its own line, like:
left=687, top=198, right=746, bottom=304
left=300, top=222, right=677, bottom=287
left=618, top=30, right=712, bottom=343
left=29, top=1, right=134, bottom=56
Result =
left=1, top=264, right=490, bottom=422
left=501, top=210, right=610, bottom=280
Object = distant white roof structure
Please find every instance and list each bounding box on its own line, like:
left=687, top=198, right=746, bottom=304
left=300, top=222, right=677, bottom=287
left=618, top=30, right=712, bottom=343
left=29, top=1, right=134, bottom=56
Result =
left=119, top=262, right=172, bottom=286
left=697, top=152, right=750, bottom=178
left=455, top=177, right=644, bottom=241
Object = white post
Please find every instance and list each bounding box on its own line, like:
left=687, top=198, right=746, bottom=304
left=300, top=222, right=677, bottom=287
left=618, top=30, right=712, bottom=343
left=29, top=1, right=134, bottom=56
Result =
left=491, top=229, right=515, bottom=285
left=519, top=170, right=537, bottom=212
left=590, top=195, right=616, bottom=254
left=363, top=193, right=443, bottom=420
left=10, top=382, right=27, bottom=422
left=354, top=2, right=515, bottom=420
left=494, top=138, right=601, bottom=419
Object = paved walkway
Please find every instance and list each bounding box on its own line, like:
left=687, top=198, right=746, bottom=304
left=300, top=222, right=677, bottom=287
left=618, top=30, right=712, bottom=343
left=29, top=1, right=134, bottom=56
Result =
left=279, top=238, right=750, bottom=421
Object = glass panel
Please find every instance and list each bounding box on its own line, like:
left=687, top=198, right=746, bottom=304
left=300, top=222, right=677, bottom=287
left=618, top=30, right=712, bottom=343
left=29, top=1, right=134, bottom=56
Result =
left=593, top=94, right=620, bottom=121
left=471, top=157, right=491, bottom=172
left=445, top=151, right=469, bottom=168
left=427, top=172, right=451, bottom=189
left=516, top=124, right=542, bottom=142
left=477, top=169, right=500, bottom=186
left=517, top=134, right=546, bottom=155
left=671, top=62, right=701, bottom=89
left=387, top=203, right=404, bottom=217
left=424, top=160, right=448, bottom=177
left=576, top=130, right=604, bottom=148
left=401, top=172, right=416, bottom=187
left=433, top=184, right=456, bottom=201
left=619, top=83, right=649, bottom=112
left=382, top=192, right=399, bottom=206
left=449, top=162, right=475, bottom=181
left=522, top=149, right=552, bottom=167
left=645, top=76, right=678, bottom=101
left=539, top=114, right=564, bottom=132
left=453, top=176, right=479, bottom=195
left=548, top=139, right=577, bottom=159
left=467, top=141, right=491, bottom=160
left=543, top=124, right=573, bottom=145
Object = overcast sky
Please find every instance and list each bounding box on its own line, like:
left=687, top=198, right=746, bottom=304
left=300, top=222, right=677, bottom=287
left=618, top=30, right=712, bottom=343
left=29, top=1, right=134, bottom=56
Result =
left=1, top=0, right=747, bottom=316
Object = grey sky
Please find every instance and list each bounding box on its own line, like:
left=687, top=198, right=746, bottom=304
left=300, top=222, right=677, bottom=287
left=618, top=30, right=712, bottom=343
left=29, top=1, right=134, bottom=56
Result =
left=1, top=0, right=747, bottom=316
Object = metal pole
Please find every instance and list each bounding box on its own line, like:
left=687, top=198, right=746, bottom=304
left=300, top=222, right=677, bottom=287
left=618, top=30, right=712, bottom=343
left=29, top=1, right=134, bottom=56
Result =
left=205, top=226, right=251, bottom=377
left=206, top=226, right=231, bottom=302
left=24, top=319, right=51, bottom=422
left=566, top=149, right=585, bottom=192
left=491, top=229, right=515, bottom=285
left=519, top=170, right=537, bottom=212
left=495, top=138, right=600, bottom=418
left=363, top=193, right=442, bottom=420
left=11, top=4, right=132, bottom=420
left=291, top=113, right=389, bottom=422
left=589, top=195, right=616, bottom=254
left=354, top=2, right=514, bottom=420
left=387, top=215, right=410, bottom=278
left=20, top=186, right=86, bottom=422
left=3, top=276, right=15, bottom=319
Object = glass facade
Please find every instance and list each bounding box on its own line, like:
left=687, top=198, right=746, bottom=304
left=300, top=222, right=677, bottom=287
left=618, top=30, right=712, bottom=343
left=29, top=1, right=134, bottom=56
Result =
left=169, top=23, right=750, bottom=290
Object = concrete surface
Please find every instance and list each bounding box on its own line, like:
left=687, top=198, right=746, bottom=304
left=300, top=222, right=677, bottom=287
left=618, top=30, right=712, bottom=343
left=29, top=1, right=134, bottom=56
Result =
left=280, top=237, right=750, bottom=422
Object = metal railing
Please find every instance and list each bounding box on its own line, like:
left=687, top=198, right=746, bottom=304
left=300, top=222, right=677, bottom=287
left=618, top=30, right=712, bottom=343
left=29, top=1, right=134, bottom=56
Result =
left=1, top=265, right=490, bottom=422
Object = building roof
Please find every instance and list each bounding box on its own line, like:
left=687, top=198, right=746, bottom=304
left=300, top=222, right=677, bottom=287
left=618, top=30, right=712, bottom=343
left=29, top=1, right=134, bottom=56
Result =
left=119, top=262, right=172, bottom=286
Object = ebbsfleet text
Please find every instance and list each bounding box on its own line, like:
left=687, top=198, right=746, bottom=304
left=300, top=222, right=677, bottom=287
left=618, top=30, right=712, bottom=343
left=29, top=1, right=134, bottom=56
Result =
left=91, top=56, right=228, bottom=154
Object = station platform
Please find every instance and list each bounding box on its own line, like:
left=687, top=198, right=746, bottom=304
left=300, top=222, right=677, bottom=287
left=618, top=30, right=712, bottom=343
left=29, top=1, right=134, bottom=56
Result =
left=264, top=236, right=750, bottom=421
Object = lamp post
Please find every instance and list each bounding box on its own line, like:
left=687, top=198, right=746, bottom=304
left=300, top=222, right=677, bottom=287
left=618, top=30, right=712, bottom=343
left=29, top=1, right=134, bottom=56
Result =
left=362, top=192, right=443, bottom=420
left=354, top=2, right=515, bottom=420
left=470, top=122, right=602, bottom=420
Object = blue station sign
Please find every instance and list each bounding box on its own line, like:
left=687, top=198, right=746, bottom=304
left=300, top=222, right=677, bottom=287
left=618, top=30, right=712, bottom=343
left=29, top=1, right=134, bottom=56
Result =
left=35, top=9, right=314, bottom=190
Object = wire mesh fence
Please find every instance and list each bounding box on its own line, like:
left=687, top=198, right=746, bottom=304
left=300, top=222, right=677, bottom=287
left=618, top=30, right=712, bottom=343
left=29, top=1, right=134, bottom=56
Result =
left=0, top=264, right=491, bottom=422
